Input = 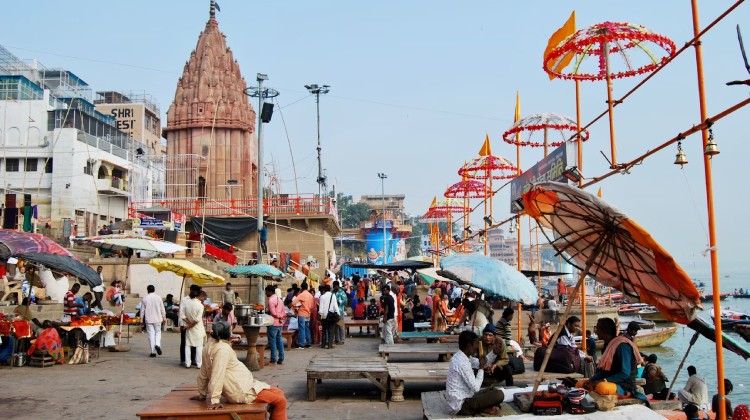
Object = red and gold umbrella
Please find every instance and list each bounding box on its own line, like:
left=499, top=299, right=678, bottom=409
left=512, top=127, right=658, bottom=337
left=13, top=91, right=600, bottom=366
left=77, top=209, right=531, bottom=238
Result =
left=458, top=155, right=517, bottom=180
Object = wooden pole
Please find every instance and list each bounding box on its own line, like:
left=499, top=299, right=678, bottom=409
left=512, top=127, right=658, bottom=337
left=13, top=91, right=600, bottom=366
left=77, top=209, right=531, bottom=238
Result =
left=690, top=2, right=726, bottom=418
left=531, top=235, right=606, bottom=396
left=575, top=79, right=587, bottom=354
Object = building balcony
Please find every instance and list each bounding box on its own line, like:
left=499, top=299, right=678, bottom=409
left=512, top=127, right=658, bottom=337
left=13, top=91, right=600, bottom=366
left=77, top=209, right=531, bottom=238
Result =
left=96, top=177, right=130, bottom=196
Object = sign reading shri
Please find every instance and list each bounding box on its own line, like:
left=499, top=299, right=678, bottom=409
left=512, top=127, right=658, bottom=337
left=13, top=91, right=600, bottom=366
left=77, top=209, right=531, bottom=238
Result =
left=95, top=103, right=144, bottom=140
left=509, top=142, right=577, bottom=213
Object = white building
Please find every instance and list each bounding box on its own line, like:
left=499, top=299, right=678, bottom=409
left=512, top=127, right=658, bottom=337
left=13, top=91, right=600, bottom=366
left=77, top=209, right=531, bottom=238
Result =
left=0, top=45, right=157, bottom=238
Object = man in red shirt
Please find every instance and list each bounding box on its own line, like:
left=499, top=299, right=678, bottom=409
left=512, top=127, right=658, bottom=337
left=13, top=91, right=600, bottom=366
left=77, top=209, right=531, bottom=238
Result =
left=291, top=282, right=314, bottom=349
left=64, top=283, right=82, bottom=321
left=557, top=278, right=567, bottom=304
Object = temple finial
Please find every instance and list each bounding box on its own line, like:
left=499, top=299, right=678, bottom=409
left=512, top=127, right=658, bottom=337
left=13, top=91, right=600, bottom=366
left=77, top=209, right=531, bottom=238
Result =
left=210, top=0, right=220, bottom=17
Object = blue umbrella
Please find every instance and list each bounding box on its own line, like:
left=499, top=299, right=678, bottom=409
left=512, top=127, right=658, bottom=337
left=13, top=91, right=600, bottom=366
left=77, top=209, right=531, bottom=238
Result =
left=225, top=264, right=284, bottom=279
left=439, top=254, right=538, bottom=304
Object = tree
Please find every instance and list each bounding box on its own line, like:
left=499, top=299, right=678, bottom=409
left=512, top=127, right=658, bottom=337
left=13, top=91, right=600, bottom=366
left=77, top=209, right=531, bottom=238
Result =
left=331, top=192, right=372, bottom=229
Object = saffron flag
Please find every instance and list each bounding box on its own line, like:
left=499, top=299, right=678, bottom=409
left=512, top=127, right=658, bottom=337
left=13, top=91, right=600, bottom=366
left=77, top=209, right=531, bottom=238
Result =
left=478, top=133, right=492, bottom=156
left=597, top=187, right=603, bottom=198
left=544, top=11, right=576, bottom=80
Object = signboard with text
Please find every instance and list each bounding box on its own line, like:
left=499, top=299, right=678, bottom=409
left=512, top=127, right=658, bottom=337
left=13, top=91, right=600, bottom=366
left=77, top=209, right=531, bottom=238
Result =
left=509, top=142, right=577, bottom=213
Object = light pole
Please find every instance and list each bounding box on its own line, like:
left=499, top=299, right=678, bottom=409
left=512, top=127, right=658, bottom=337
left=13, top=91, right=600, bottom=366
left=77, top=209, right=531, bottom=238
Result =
left=244, top=74, right=278, bottom=304
left=305, top=84, right=330, bottom=197
left=378, top=173, right=387, bottom=264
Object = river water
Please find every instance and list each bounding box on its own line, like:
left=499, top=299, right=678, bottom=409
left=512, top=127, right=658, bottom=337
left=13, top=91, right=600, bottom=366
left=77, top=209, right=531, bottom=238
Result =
left=642, top=268, right=750, bottom=405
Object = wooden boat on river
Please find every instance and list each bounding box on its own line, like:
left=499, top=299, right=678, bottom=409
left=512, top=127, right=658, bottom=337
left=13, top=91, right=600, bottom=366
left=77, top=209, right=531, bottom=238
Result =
left=578, top=326, right=677, bottom=350
left=700, top=293, right=731, bottom=302
left=637, top=306, right=674, bottom=323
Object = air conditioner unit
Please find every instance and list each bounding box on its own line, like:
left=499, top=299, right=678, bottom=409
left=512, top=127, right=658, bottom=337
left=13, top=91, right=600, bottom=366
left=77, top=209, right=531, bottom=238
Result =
left=87, top=158, right=97, bottom=165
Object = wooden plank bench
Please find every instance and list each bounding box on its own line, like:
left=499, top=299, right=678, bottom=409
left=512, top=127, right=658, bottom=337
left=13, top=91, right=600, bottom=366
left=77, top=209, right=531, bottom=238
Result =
left=378, top=343, right=455, bottom=362
left=137, top=385, right=269, bottom=419
left=306, top=355, right=388, bottom=402
left=398, top=331, right=458, bottom=343
left=388, top=362, right=450, bottom=402
left=344, top=319, right=380, bottom=337
left=257, top=329, right=295, bottom=351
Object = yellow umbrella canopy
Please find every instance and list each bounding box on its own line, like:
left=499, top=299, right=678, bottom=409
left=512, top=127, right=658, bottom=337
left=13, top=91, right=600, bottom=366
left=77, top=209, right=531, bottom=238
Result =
left=149, top=258, right=225, bottom=285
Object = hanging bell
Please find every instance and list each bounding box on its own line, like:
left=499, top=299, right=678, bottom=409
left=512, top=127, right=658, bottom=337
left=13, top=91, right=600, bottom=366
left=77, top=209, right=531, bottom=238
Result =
left=508, top=224, right=515, bottom=234
left=704, top=131, right=720, bottom=156
left=674, top=142, right=688, bottom=167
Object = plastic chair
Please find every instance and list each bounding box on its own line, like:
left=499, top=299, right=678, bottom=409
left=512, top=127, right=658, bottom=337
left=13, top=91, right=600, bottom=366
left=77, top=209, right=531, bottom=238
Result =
left=1, top=277, right=23, bottom=304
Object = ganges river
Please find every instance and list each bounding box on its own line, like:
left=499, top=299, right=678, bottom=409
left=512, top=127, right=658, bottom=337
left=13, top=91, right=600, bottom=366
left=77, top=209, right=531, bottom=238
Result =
left=642, top=267, right=750, bottom=405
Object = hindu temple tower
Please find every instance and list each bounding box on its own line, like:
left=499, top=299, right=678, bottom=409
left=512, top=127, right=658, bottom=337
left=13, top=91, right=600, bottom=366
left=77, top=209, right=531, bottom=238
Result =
left=163, top=1, right=257, bottom=201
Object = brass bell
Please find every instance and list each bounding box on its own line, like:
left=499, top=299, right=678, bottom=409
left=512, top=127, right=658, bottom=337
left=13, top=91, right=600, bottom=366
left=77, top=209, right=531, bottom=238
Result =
left=674, top=142, right=688, bottom=167
left=705, top=130, right=720, bottom=156
left=508, top=223, right=515, bottom=234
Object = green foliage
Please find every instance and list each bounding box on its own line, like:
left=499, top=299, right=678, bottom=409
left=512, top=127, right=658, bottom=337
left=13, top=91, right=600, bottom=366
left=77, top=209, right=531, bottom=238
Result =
left=331, top=192, right=372, bottom=229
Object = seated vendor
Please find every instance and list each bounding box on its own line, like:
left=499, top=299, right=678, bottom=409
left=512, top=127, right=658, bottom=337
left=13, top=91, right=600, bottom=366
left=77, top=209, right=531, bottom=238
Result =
left=191, top=321, right=288, bottom=419
left=446, top=330, right=504, bottom=416
left=580, top=317, right=648, bottom=404
left=75, top=292, right=93, bottom=316
left=478, top=323, right=513, bottom=386
left=213, top=302, right=238, bottom=330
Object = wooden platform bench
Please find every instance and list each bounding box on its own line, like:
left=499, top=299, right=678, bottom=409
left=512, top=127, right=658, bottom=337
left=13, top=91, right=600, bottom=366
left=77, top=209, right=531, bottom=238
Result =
left=344, top=319, right=380, bottom=337
left=137, top=384, right=269, bottom=419
left=378, top=343, right=454, bottom=362
left=306, top=355, right=388, bottom=402
left=397, top=331, right=458, bottom=343
left=257, top=329, right=295, bottom=351
left=388, top=362, right=449, bottom=402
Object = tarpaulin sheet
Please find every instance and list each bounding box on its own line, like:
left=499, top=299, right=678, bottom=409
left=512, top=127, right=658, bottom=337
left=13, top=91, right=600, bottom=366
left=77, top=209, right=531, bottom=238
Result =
left=190, top=216, right=257, bottom=249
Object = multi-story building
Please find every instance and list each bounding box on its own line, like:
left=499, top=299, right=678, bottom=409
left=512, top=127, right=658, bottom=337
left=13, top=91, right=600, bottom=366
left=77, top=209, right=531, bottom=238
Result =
left=0, top=45, right=155, bottom=238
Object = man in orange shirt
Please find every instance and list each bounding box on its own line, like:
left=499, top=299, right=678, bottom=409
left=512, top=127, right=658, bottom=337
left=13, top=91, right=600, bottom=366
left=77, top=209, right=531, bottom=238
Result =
left=557, top=278, right=567, bottom=304
left=291, top=282, right=314, bottom=349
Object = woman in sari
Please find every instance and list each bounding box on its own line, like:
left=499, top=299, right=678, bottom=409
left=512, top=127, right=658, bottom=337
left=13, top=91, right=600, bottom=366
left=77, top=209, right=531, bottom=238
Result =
left=432, top=290, right=454, bottom=332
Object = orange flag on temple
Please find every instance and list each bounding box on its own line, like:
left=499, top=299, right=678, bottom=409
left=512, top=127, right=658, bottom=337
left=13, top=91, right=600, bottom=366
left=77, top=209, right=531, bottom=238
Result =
left=544, top=11, right=576, bottom=80
left=597, top=187, right=603, bottom=198
left=478, top=133, right=492, bottom=156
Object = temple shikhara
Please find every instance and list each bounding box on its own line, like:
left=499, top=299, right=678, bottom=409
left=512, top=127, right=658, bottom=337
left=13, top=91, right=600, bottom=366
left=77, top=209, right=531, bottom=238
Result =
left=162, top=1, right=257, bottom=201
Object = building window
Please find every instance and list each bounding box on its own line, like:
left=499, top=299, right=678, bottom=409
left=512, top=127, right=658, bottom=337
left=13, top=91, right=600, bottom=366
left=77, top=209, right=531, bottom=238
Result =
left=6, top=158, right=19, bottom=172
left=45, top=159, right=53, bottom=173
left=84, top=161, right=94, bottom=175
left=201, top=145, right=209, bottom=156
left=25, top=158, right=37, bottom=172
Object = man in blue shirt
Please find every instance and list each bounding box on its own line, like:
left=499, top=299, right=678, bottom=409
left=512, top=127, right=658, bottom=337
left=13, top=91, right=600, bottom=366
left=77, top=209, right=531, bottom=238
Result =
left=75, top=292, right=93, bottom=316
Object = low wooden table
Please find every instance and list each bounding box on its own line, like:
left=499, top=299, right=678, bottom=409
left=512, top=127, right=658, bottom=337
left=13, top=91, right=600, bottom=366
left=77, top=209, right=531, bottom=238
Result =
left=257, top=328, right=295, bottom=351
left=344, top=319, right=380, bottom=337
left=241, top=325, right=261, bottom=371
left=137, top=385, right=269, bottom=419
left=388, top=362, right=450, bottom=402
left=306, top=355, right=388, bottom=402
left=378, top=343, right=455, bottom=362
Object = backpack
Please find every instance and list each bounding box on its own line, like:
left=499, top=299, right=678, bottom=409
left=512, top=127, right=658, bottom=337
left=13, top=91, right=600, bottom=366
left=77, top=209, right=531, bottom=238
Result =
left=534, top=344, right=582, bottom=374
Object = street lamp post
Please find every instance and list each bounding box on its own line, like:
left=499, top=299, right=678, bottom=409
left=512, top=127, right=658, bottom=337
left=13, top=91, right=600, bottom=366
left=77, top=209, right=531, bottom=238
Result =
left=244, top=74, right=279, bottom=305
left=378, top=173, right=387, bottom=264
left=305, top=84, right=330, bottom=198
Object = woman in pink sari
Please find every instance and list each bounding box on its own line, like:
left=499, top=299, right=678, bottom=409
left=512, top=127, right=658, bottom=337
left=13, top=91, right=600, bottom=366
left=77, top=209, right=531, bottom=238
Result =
left=310, top=295, right=321, bottom=345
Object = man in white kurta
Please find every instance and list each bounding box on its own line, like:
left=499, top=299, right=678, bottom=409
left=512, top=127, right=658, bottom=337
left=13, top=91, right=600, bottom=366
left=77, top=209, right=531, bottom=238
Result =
left=193, top=321, right=288, bottom=420
left=183, top=291, right=207, bottom=368
left=140, top=284, right=166, bottom=357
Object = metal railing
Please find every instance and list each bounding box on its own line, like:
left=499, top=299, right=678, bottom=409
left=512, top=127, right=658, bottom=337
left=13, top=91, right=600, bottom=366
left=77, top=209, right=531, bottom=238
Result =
left=129, top=195, right=336, bottom=218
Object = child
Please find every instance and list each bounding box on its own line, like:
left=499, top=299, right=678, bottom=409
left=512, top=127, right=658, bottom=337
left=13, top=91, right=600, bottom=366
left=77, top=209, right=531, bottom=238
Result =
left=366, top=298, right=380, bottom=320
left=353, top=299, right=366, bottom=320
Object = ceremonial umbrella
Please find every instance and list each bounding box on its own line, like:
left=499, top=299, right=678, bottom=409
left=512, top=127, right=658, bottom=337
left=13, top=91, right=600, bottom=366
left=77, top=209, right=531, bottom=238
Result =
left=224, top=264, right=284, bottom=280
left=0, top=229, right=75, bottom=261
left=14, top=252, right=101, bottom=287
left=521, top=181, right=702, bottom=394
left=438, top=254, right=538, bottom=304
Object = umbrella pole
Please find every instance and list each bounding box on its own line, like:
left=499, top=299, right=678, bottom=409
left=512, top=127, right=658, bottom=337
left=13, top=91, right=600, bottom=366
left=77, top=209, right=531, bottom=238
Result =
left=531, top=237, right=605, bottom=397
left=666, top=331, right=700, bottom=400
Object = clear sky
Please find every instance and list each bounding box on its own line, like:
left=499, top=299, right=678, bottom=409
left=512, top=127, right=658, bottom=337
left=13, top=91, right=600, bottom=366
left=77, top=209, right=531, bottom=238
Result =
left=2, top=1, right=749, bottom=273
